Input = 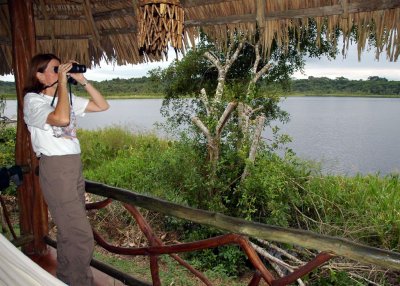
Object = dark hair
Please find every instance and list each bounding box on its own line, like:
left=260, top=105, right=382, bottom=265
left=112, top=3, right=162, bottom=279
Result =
left=23, top=53, right=61, bottom=94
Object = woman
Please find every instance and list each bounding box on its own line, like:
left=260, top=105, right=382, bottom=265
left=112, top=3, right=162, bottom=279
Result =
left=23, top=53, right=109, bottom=286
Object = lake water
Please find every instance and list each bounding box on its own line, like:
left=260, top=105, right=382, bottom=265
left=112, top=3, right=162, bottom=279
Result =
left=4, top=97, right=400, bottom=175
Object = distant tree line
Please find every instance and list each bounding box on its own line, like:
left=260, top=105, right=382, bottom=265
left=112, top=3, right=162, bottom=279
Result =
left=1, top=75, right=399, bottom=97
left=285, top=76, right=400, bottom=96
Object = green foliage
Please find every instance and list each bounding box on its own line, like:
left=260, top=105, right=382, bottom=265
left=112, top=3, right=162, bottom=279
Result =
left=0, top=126, right=17, bottom=195
left=0, top=82, right=16, bottom=96
left=181, top=225, right=246, bottom=277
left=80, top=76, right=164, bottom=97
left=0, top=126, right=16, bottom=167
left=234, top=152, right=310, bottom=226
left=288, top=76, right=400, bottom=96
left=79, top=127, right=398, bottom=283
left=308, top=270, right=356, bottom=286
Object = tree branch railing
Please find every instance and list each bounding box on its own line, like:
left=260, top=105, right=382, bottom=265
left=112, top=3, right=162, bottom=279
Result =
left=82, top=180, right=400, bottom=285
left=84, top=190, right=333, bottom=286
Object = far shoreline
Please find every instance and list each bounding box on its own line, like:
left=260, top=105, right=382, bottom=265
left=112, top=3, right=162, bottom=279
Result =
left=2, top=93, right=400, bottom=99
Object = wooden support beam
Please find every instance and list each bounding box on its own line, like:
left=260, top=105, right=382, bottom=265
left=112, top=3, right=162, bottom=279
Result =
left=82, top=0, right=103, bottom=51
left=256, top=0, right=266, bottom=29
left=8, top=0, right=48, bottom=255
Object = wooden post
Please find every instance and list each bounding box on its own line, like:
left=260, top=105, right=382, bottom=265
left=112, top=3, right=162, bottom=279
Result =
left=8, top=0, right=49, bottom=255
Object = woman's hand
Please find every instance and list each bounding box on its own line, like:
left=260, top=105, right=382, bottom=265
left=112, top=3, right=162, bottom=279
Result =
left=67, top=60, right=87, bottom=85
left=57, top=62, right=73, bottom=85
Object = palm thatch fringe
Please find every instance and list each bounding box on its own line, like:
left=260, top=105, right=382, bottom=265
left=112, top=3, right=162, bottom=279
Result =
left=0, top=0, right=399, bottom=75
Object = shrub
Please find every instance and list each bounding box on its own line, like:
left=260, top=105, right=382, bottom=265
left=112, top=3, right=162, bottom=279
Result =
left=233, top=152, right=310, bottom=227
left=0, top=126, right=17, bottom=195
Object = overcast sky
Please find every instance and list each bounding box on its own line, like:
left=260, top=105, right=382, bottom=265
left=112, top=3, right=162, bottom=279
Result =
left=1, top=43, right=399, bottom=82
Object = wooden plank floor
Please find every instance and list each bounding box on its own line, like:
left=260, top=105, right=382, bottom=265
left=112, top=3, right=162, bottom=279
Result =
left=28, top=246, right=127, bottom=286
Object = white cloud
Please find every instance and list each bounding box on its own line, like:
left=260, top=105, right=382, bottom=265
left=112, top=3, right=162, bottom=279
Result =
left=85, top=60, right=172, bottom=81
left=294, top=46, right=400, bottom=80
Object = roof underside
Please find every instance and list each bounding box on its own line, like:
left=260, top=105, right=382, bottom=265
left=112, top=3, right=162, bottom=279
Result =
left=0, top=0, right=399, bottom=75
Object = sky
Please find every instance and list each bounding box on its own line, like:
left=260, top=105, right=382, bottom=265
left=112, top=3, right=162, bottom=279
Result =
left=1, top=43, right=399, bottom=82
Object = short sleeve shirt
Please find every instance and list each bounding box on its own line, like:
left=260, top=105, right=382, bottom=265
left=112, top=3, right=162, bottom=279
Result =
left=24, top=92, right=89, bottom=157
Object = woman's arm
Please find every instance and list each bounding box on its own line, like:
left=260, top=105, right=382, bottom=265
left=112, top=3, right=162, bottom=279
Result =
left=46, top=63, right=71, bottom=126
left=81, top=80, right=110, bottom=112
left=70, top=71, right=109, bottom=113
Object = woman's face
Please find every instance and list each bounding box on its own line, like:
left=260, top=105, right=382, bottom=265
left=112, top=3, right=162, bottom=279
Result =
left=37, top=59, right=60, bottom=86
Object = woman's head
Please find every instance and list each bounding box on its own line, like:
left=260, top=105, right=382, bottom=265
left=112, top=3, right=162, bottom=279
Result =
left=24, top=53, right=61, bottom=94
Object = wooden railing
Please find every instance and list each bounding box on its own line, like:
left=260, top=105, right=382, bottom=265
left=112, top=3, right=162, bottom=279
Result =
left=80, top=180, right=400, bottom=285
left=3, top=178, right=400, bottom=285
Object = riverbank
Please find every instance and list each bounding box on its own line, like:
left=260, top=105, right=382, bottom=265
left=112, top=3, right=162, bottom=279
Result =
left=285, top=93, right=400, bottom=98
left=3, top=93, right=400, bottom=99
left=1, top=124, right=398, bottom=285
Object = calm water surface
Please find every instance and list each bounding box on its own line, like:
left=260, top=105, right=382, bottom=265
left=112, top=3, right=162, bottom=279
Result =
left=4, top=97, right=400, bottom=175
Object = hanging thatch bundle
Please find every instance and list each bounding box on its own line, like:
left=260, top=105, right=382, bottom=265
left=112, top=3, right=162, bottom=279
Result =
left=137, top=0, right=184, bottom=59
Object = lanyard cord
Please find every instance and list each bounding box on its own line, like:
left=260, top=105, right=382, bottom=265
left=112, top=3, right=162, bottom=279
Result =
left=50, top=86, right=58, bottom=107
left=50, top=77, right=73, bottom=107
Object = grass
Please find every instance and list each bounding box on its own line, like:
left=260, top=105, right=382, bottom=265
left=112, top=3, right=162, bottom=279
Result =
left=93, top=250, right=259, bottom=286
left=302, top=174, right=400, bottom=250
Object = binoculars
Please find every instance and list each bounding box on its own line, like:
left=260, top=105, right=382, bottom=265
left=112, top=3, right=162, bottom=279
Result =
left=54, top=63, right=86, bottom=73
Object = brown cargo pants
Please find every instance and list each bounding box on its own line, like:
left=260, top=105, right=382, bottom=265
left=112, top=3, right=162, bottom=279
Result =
left=39, top=154, right=94, bottom=286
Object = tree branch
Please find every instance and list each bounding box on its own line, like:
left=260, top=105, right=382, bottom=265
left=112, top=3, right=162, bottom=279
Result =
left=249, top=106, right=264, bottom=118
left=256, top=238, right=304, bottom=265
left=252, top=62, right=273, bottom=84
left=216, top=102, right=238, bottom=136
left=191, top=116, right=212, bottom=142
left=252, top=41, right=261, bottom=75
left=250, top=241, right=306, bottom=286
left=225, top=42, right=244, bottom=73
left=204, top=51, right=222, bottom=70
left=199, top=88, right=211, bottom=116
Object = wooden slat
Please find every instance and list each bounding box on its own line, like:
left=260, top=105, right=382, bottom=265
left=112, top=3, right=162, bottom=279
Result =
left=34, top=7, right=136, bottom=21
left=186, top=13, right=255, bottom=27
left=36, top=27, right=137, bottom=41
left=0, top=36, right=11, bottom=45
left=182, top=0, right=239, bottom=8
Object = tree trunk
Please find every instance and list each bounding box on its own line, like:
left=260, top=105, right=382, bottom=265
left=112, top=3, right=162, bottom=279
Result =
left=9, top=0, right=48, bottom=255
left=241, top=115, right=266, bottom=181
left=207, top=137, right=220, bottom=178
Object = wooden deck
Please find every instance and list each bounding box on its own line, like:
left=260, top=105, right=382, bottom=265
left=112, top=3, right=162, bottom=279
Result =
left=28, top=246, right=127, bottom=286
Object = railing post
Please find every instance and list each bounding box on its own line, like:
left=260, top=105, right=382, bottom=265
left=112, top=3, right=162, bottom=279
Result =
left=8, top=0, right=48, bottom=255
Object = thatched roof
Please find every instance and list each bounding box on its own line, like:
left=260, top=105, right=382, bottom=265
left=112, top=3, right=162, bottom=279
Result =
left=1, top=0, right=399, bottom=76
